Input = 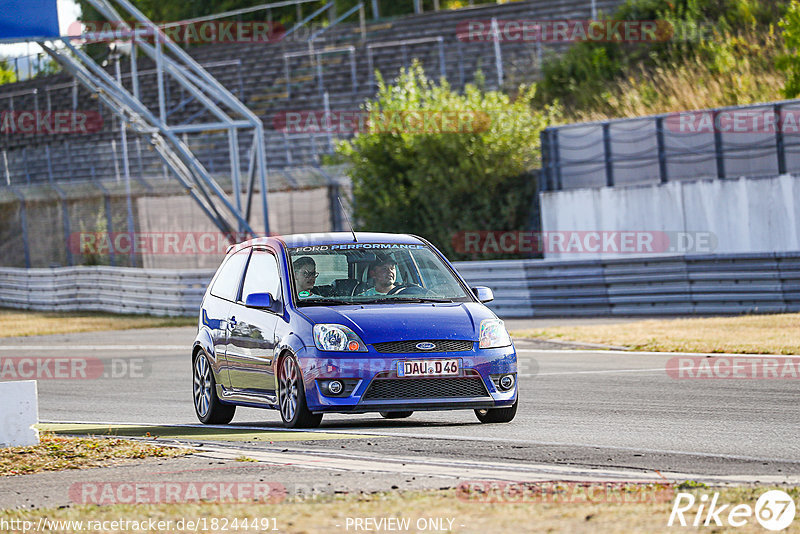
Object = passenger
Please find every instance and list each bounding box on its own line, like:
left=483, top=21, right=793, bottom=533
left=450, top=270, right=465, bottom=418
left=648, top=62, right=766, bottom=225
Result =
left=360, top=254, right=397, bottom=296
left=293, top=256, right=319, bottom=297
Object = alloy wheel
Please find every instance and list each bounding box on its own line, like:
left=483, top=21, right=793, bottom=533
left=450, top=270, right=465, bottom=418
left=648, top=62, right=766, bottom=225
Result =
left=193, top=355, right=212, bottom=418
left=279, top=357, right=299, bottom=422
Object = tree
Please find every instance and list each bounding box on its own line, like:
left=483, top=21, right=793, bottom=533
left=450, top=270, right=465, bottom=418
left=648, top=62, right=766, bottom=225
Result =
left=33, top=56, right=60, bottom=78
left=337, top=62, right=559, bottom=260
left=779, top=0, right=800, bottom=97
left=0, top=58, right=17, bottom=85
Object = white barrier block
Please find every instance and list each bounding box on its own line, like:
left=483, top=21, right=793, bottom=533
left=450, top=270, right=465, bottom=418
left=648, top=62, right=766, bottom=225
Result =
left=0, top=380, right=39, bottom=448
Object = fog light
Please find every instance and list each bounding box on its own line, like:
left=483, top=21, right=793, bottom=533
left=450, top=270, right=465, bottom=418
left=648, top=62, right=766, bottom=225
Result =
left=327, top=380, right=343, bottom=395
left=499, top=374, right=515, bottom=391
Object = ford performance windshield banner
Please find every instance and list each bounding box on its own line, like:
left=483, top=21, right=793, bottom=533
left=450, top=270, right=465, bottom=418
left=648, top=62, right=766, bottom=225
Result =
left=0, top=0, right=60, bottom=41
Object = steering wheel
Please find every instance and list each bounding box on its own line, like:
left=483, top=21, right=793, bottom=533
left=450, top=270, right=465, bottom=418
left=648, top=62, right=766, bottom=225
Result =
left=387, top=283, right=431, bottom=296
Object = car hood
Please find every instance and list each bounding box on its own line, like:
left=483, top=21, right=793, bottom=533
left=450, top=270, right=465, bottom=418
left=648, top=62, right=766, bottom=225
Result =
left=298, top=302, right=496, bottom=344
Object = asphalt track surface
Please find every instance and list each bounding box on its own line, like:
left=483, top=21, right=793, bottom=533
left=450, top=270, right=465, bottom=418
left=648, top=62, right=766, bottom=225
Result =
left=4, top=325, right=800, bottom=485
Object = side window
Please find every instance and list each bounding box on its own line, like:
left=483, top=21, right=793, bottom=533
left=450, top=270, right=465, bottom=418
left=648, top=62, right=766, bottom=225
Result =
left=241, top=249, right=281, bottom=301
left=417, top=255, right=459, bottom=293
left=210, top=249, right=249, bottom=301
left=314, top=254, right=348, bottom=286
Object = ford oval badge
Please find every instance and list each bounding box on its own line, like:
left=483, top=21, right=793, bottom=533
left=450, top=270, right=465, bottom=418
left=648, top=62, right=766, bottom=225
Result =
left=416, top=342, right=436, bottom=350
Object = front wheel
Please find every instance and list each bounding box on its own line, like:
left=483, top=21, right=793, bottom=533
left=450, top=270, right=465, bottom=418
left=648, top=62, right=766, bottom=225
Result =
left=278, top=355, right=323, bottom=428
left=193, top=352, right=235, bottom=424
left=475, top=398, right=517, bottom=424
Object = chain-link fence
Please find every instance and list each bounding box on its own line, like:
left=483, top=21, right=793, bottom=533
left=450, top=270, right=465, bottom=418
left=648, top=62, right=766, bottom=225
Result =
left=0, top=164, right=351, bottom=270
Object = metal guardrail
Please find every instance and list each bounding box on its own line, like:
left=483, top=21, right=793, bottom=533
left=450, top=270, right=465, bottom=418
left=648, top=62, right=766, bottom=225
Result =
left=0, top=266, right=213, bottom=316
left=2, top=253, right=799, bottom=317
left=456, top=253, right=800, bottom=317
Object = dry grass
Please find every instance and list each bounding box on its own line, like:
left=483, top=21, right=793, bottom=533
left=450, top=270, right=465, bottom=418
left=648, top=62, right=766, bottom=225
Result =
left=0, top=433, right=190, bottom=476
left=569, top=30, right=787, bottom=123
left=0, top=486, right=797, bottom=533
left=511, top=313, right=800, bottom=354
left=0, top=308, right=196, bottom=338
left=574, top=56, right=785, bottom=123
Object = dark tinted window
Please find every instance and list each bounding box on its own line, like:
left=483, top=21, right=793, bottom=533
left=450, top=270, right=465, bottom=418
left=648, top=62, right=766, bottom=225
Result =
left=242, top=249, right=281, bottom=301
left=210, top=249, right=249, bottom=301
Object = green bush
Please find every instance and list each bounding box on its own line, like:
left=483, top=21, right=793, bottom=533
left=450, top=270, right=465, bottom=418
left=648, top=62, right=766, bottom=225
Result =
left=337, top=62, right=558, bottom=260
left=778, top=0, right=800, bottom=97
left=537, top=0, right=788, bottom=113
left=0, top=58, right=15, bottom=85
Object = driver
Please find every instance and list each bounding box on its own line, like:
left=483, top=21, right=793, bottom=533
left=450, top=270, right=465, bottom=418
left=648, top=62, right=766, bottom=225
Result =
left=360, top=254, right=397, bottom=296
left=293, top=256, right=320, bottom=297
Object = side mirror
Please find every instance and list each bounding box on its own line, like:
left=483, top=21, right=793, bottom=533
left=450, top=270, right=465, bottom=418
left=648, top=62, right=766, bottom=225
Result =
left=472, top=286, right=494, bottom=303
left=245, top=292, right=277, bottom=310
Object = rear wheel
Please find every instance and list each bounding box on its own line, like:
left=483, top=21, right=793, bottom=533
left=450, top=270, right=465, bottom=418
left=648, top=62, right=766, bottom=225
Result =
left=380, top=411, right=413, bottom=419
left=193, top=352, right=235, bottom=424
left=278, top=355, right=323, bottom=428
left=475, top=398, right=517, bottom=424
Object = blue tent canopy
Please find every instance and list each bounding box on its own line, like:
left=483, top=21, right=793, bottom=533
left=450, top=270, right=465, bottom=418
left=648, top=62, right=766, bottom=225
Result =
left=0, top=0, right=60, bottom=42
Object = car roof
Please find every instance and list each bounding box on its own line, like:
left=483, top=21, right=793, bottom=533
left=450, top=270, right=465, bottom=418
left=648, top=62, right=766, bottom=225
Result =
left=228, top=232, right=426, bottom=255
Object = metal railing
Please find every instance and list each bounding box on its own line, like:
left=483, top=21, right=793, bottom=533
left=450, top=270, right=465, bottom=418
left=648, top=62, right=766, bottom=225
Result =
left=283, top=1, right=336, bottom=41
left=308, top=2, right=365, bottom=43
left=283, top=46, right=357, bottom=99
left=367, top=36, right=445, bottom=87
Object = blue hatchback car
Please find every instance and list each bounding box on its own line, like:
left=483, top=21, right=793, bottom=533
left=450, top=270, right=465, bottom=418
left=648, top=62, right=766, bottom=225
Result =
left=192, top=232, right=518, bottom=428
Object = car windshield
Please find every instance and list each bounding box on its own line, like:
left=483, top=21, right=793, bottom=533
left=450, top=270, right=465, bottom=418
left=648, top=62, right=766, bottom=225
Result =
left=287, top=243, right=472, bottom=305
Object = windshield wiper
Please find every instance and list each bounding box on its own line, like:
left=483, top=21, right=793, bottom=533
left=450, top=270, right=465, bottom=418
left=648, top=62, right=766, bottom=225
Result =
left=296, top=298, right=354, bottom=306
left=356, top=297, right=456, bottom=304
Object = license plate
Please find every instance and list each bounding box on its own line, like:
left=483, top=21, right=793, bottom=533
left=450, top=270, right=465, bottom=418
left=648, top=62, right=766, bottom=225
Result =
left=397, top=359, right=459, bottom=377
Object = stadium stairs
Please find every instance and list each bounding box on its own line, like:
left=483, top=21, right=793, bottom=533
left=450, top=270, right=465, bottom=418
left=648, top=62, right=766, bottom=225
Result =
left=0, top=0, right=623, bottom=185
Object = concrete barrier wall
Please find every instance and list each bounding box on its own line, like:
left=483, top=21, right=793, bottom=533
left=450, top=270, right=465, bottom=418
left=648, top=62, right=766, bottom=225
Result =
left=540, top=174, right=800, bottom=259
left=0, top=381, right=39, bottom=448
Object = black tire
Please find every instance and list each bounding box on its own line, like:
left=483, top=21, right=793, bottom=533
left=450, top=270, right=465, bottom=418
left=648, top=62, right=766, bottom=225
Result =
left=278, top=354, right=323, bottom=429
left=193, top=351, right=235, bottom=425
left=475, top=398, right=518, bottom=424
left=380, top=411, right=413, bottom=419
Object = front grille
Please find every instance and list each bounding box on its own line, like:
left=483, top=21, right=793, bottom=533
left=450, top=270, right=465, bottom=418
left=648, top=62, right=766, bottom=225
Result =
left=372, top=340, right=473, bottom=353
left=363, top=377, right=489, bottom=400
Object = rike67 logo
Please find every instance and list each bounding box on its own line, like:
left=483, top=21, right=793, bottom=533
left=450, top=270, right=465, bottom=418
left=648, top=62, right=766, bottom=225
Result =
left=669, top=490, right=796, bottom=531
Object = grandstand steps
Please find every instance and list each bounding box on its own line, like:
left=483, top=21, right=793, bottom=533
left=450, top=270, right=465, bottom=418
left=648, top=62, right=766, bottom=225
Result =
left=1, top=0, right=625, bottom=179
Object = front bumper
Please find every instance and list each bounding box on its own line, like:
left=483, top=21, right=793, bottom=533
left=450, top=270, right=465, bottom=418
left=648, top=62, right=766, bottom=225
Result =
left=295, top=344, right=517, bottom=413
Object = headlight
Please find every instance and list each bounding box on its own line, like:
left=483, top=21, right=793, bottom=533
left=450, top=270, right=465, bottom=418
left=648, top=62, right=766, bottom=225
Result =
left=313, top=324, right=368, bottom=352
left=479, top=319, right=512, bottom=349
